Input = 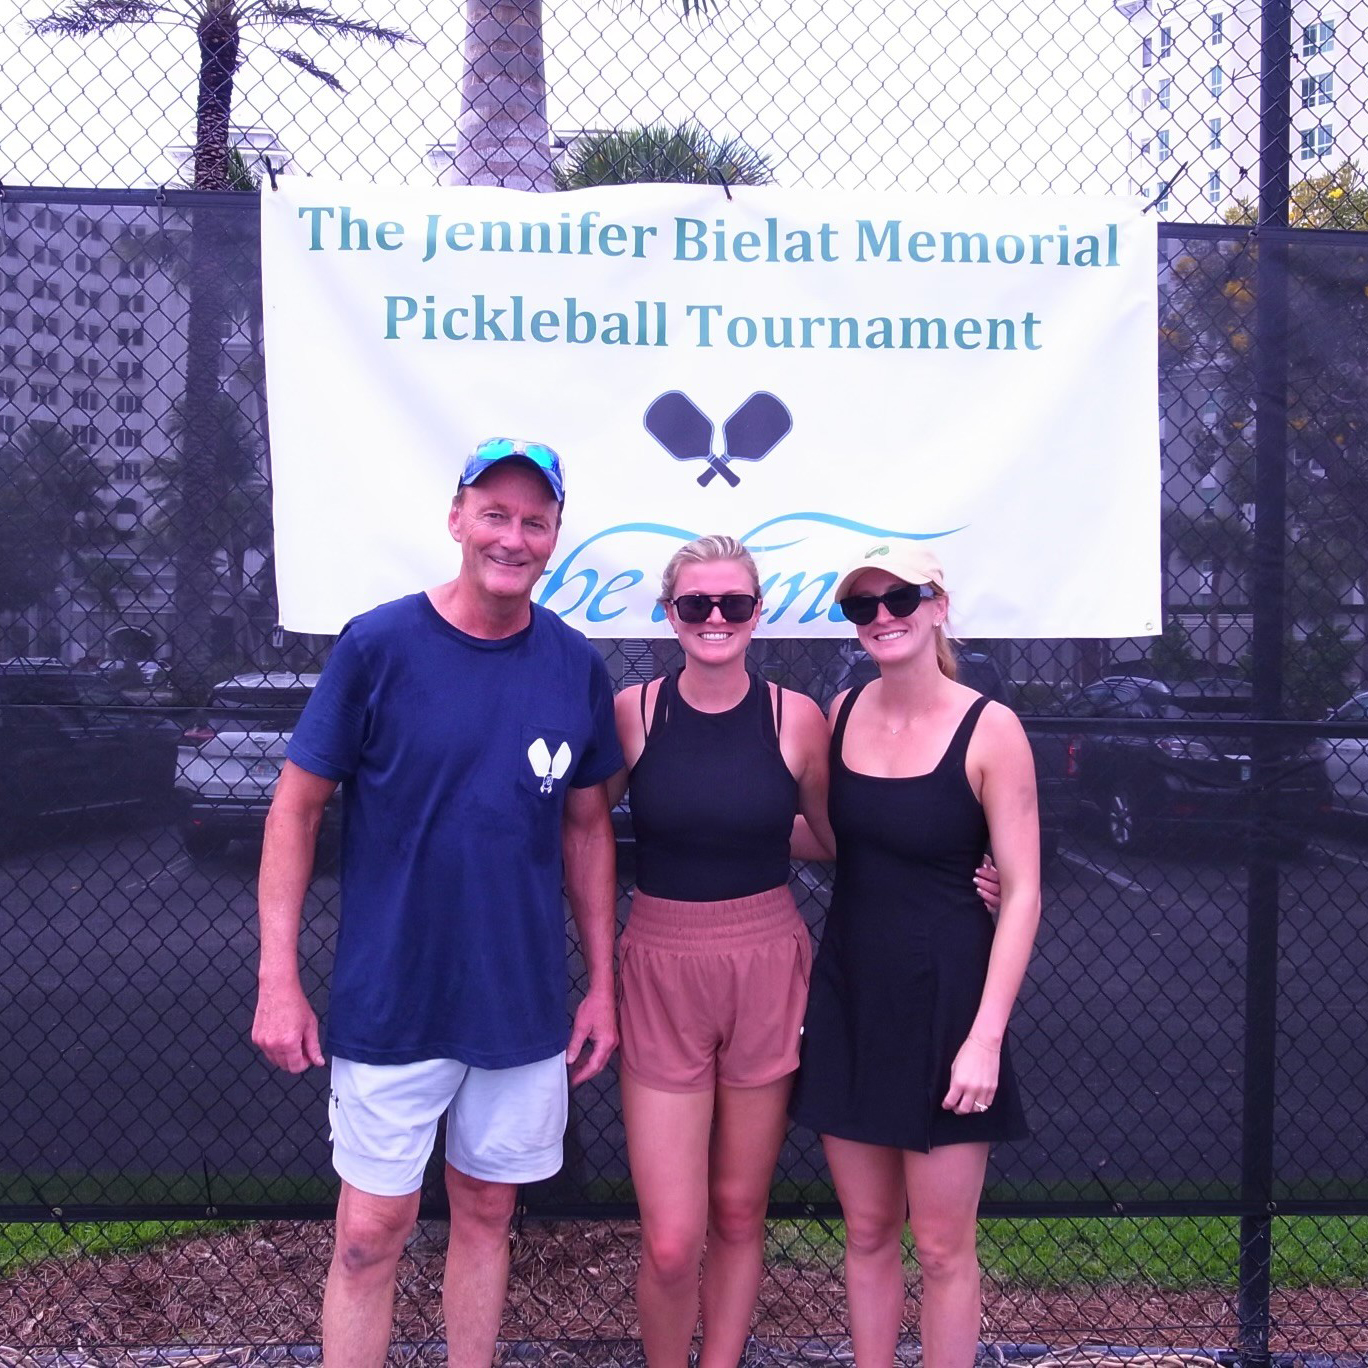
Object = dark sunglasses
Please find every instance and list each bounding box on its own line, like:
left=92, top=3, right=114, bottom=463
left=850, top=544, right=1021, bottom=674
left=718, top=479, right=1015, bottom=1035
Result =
left=669, top=593, right=759, bottom=624
left=838, top=583, right=936, bottom=626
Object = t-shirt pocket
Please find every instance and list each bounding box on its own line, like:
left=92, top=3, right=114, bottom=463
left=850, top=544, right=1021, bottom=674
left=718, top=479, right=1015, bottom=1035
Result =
left=520, top=723, right=577, bottom=800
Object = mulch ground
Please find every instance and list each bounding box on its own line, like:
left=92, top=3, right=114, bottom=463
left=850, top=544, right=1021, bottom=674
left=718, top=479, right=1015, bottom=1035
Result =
left=1, top=1221, right=1364, bottom=1363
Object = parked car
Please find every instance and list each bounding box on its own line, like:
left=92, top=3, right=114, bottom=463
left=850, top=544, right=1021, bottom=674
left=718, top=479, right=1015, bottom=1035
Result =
left=1324, top=690, right=1368, bottom=816
left=1032, top=673, right=1333, bottom=850
left=175, top=672, right=327, bottom=857
left=0, top=667, right=179, bottom=837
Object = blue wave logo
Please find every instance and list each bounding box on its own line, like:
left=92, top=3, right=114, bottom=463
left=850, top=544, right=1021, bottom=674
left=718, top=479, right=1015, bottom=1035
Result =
left=536, top=513, right=965, bottom=624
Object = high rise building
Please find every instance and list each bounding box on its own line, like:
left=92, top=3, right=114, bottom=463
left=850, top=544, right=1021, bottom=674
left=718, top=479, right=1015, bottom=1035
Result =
left=1117, top=0, right=1364, bottom=220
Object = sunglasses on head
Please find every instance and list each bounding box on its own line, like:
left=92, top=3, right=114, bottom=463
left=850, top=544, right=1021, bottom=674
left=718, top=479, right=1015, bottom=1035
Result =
left=838, top=583, right=937, bottom=626
left=669, top=593, right=759, bottom=624
left=468, top=437, right=561, bottom=473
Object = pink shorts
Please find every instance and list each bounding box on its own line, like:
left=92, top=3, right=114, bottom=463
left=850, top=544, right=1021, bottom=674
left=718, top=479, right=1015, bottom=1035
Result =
left=618, top=885, right=812, bottom=1093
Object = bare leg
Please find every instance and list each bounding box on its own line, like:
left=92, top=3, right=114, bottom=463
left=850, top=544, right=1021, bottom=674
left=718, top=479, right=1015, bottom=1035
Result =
left=623, top=1070, right=716, bottom=1368
left=322, top=1180, right=421, bottom=1368
left=823, top=1135, right=908, bottom=1368
left=697, top=1075, right=792, bottom=1368
left=443, top=1164, right=519, bottom=1368
left=904, top=1144, right=990, bottom=1368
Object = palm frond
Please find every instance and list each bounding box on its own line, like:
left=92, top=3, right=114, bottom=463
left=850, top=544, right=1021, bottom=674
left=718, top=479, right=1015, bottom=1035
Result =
left=31, top=0, right=167, bottom=36
left=555, top=121, right=773, bottom=190
left=268, top=46, right=345, bottom=89
left=253, top=2, right=413, bottom=45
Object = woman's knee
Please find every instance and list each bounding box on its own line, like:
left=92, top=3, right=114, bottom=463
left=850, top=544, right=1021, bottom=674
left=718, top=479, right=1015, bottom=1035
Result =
left=642, top=1223, right=706, bottom=1285
left=909, top=1219, right=978, bottom=1284
left=708, top=1186, right=767, bottom=1248
left=842, top=1207, right=906, bottom=1261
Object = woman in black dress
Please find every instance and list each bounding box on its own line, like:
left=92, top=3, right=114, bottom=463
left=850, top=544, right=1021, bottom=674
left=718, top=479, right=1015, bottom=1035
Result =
left=790, top=541, right=1040, bottom=1368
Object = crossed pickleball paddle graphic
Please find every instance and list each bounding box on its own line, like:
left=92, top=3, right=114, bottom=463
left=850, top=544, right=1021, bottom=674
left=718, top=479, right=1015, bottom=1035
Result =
left=644, top=391, right=793, bottom=488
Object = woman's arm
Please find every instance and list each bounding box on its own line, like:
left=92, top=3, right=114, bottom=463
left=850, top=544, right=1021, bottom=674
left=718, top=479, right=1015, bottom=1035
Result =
left=779, top=688, right=838, bottom=862
left=942, top=703, right=1042, bottom=1114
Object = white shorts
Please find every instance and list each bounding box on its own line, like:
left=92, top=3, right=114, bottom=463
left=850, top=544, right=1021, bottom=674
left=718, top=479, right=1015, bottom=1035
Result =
left=329, top=1053, right=569, bottom=1197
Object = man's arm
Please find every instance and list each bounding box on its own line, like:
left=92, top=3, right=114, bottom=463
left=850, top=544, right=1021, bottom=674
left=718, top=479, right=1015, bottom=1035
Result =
left=561, top=780, right=618, bottom=1086
left=252, top=760, right=338, bottom=1073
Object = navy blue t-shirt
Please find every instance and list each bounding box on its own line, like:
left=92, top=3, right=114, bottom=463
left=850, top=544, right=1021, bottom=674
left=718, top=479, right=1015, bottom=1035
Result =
left=287, top=593, right=623, bottom=1068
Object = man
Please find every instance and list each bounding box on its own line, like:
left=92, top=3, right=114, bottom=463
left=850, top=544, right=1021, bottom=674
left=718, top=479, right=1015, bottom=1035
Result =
left=252, top=438, right=623, bottom=1368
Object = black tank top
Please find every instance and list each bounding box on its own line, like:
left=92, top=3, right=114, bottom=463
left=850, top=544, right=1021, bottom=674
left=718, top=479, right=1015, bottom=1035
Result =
left=629, top=670, right=799, bottom=901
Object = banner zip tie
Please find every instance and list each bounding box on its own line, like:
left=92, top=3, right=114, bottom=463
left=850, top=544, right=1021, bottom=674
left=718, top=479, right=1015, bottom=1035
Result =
left=713, top=168, right=732, bottom=201
left=264, top=157, right=280, bottom=191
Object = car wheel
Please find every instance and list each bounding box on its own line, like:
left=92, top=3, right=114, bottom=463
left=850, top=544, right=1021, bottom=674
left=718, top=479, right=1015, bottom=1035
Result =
left=183, top=826, right=231, bottom=858
left=1105, top=788, right=1146, bottom=851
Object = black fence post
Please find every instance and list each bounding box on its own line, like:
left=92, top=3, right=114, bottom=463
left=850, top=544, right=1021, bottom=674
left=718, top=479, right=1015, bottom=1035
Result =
left=1240, top=0, right=1293, bottom=1362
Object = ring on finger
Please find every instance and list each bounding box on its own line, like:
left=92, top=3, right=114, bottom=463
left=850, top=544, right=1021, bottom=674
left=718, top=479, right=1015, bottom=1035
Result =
left=973, top=1101, right=989, bottom=1113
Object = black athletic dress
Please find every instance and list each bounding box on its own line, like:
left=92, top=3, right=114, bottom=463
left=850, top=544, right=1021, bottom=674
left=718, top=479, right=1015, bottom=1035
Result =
left=789, top=688, right=1029, bottom=1151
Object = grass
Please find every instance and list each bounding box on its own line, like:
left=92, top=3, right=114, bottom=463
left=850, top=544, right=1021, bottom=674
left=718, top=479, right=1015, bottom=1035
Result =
left=767, top=1215, right=1368, bottom=1290
left=0, top=1219, right=226, bottom=1275
left=3, top=1213, right=1364, bottom=1290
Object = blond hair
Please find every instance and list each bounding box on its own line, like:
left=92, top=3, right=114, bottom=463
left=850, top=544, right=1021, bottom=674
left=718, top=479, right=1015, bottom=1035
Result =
left=659, top=534, right=761, bottom=602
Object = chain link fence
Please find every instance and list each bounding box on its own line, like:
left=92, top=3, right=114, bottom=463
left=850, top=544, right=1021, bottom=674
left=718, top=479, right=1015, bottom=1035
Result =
left=2, top=0, right=1368, bottom=1360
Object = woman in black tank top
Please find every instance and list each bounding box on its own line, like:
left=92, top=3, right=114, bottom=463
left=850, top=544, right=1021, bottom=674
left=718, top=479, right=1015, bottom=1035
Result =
left=789, top=541, right=1040, bottom=1368
left=607, top=535, right=837, bottom=1368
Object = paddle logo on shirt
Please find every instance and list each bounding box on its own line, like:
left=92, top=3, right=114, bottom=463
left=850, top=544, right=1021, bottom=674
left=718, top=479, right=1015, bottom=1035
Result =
left=527, top=738, right=573, bottom=795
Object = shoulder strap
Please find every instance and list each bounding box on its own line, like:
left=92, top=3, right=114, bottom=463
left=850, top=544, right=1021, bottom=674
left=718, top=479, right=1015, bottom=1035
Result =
left=640, top=675, right=671, bottom=739
left=943, top=694, right=991, bottom=768
left=830, top=681, right=869, bottom=765
left=775, top=683, right=784, bottom=735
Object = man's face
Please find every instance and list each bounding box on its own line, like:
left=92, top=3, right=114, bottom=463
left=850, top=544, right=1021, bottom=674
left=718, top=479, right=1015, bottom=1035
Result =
left=449, top=463, right=562, bottom=604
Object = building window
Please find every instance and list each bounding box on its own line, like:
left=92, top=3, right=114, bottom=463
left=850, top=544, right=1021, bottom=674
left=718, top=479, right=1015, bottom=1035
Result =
left=116, top=292, right=147, bottom=314
left=1209, top=66, right=1224, bottom=97
left=31, top=313, right=57, bottom=335
left=33, top=208, right=65, bottom=232
left=1209, top=117, right=1223, bottom=149
left=1303, top=19, right=1335, bottom=56
left=29, top=383, right=54, bottom=403
left=113, top=393, right=144, bottom=414
left=74, top=287, right=103, bottom=308
left=0, top=415, right=17, bottom=436
left=74, top=322, right=104, bottom=342
left=0, top=377, right=15, bottom=399
left=1159, top=26, right=1172, bottom=57
left=71, top=424, right=96, bottom=444
left=75, top=253, right=104, bottom=274
left=1142, top=36, right=1154, bottom=66
left=1301, top=123, right=1334, bottom=159
left=76, top=217, right=106, bottom=241
left=34, top=246, right=62, bottom=268
left=1210, top=13, right=1224, bottom=44
left=1, top=308, right=16, bottom=328
left=113, top=459, right=142, bottom=480
left=33, top=280, right=59, bottom=302
left=1158, top=130, right=1171, bottom=161
left=1301, top=73, right=1334, bottom=108
left=2, top=344, right=17, bottom=364
left=116, top=258, right=148, bottom=280
left=113, top=427, right=141, bottom=450
left=31, top=349, right=57, bottom=369
left=115, top=360, right=144, bottom=381
left=1, top=271, right=17, bottom=291
left=1158, top=78, right=1172, bottom=108
left=1156, top=185, right=1170, bottom=212
left=116, top=327, right=146, bottom=346
left=74, top=388, right=100, bottom=411
left=73, top=357, right=102, bottom=378
left=1208, top=170, right=1222, bottom=203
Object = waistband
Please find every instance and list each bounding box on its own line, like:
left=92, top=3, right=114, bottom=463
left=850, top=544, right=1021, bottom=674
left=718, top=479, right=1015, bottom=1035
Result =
left=625, top=884, right=802, bottom=953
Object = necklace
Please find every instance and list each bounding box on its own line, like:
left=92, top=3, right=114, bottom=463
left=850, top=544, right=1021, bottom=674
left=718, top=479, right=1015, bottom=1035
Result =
left=883, top=707, right=928, bottom=736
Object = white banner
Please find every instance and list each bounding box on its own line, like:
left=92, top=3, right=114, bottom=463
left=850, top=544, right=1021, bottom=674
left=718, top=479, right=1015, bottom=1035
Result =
left=261, top=178, right=1159, bottom=638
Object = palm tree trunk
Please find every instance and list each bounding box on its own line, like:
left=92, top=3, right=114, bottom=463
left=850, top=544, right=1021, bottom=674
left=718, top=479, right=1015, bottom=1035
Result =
left=193, top=14, right=239, bottom=190
left=456, top=0, right=554, bottom=190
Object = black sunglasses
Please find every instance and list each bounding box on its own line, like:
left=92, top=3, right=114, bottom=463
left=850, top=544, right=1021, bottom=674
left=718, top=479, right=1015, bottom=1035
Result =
left=669, top=593, right=759, bottom=624
left=838, top=583, right=936, bottom=626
